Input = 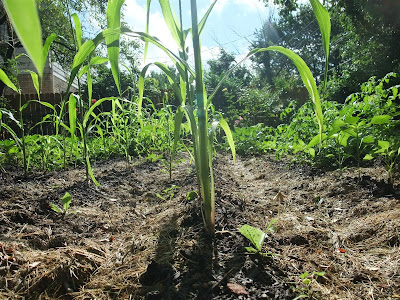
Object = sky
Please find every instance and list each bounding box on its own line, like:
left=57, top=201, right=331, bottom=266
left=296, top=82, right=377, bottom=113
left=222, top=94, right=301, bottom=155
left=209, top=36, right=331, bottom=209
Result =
left=123, top=0, right=279, bottom=70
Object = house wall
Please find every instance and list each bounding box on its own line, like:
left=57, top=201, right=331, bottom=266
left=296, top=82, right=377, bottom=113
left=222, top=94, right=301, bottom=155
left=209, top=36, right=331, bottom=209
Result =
left=3, top=48, right=80, bottom=95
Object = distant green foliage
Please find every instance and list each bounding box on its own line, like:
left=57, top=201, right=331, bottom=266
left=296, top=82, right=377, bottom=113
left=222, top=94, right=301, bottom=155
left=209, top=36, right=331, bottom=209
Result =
left=228, top=72, right=400, bottom=179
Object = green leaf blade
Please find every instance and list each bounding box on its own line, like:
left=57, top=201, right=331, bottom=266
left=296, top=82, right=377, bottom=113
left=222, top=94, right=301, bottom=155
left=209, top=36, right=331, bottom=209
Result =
left=371, top=115, right=391, bottom=125
left=3, top=0, right=44, bottom=77
left=239, top=224, right=266, bottom=252
left=106, top=0, right=125, bottom=95
left=0, top=69, right=19, bottom=93
left=68, top=94, right=77, bottom=136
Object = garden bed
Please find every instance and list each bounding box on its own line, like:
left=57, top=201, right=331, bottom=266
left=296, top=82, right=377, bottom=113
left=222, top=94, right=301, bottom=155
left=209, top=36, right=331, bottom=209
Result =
left=0, top=154, right=399, bottom=299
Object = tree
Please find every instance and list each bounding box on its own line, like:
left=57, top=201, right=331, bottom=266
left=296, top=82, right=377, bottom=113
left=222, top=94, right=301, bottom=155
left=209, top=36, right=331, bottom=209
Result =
left=259, top=0, right=400, bottom=102
left=204, top=48, right=252, bottom=111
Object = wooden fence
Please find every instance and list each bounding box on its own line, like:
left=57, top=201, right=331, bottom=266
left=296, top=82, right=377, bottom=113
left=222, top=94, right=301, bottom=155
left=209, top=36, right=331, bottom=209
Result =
left=3, top=93, right=65, bottom=136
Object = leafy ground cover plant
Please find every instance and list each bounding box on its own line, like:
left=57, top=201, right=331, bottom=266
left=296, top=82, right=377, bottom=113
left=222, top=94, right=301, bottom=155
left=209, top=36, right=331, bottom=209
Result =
left=293, top=271, right=326, bottom=300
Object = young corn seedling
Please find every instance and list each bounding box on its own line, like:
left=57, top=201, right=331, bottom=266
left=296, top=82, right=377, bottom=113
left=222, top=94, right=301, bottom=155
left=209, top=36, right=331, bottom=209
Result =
left=51, top=192, right=76, bottom=216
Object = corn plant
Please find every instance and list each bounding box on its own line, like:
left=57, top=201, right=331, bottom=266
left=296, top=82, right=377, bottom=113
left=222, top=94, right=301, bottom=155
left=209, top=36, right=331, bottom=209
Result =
left=239, top=219, right=277, bottom=256
left=139, top=0, right=235, bottom=235
left=50, top=192, right=76, bottom=216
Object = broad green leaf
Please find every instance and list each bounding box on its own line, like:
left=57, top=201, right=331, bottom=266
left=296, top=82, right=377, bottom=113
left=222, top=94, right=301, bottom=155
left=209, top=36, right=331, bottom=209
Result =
left=371, top=115, right=391, bottom=125
left=3, top=0, right=44, bottom=77
left=218, top=118, right=236, bottom=163
left=239, top=224, right=266, bottom=252
left=106, top=0, right=125, bottom=95
left=28, top=71, right=40, bottom=96
left=363, top=154, right=374, bottom=161
left=331, top=119, right=347, bottom=130
left=306, top=133, right=327, bottom=148
left=344, top=116, right=359, bottom=124
left=306, top=147, right=316, bottom=157
left=362, top=136, right=374, bottom=143
left=72, top=13, right=82, bottom=48
left=0, top=69, right=19, bottom=93
left=339, top=132, right=351, bottom=147
left=300, top=272, right=309, bottom=279
left=392, top=87, right=398, bottom=98
left=309, top=0, right=330, bottom=89
left=68, top=94, right=77, bottom=136
left=186, top=190, right=198, bottom=200
left=377, top=140, right=390, bottom=152
left=343, top=128, right=357, bottom=138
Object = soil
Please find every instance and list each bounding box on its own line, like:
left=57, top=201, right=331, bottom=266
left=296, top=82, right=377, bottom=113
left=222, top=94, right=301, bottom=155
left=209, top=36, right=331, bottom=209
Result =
left=0, top=153, right=399, bottom=299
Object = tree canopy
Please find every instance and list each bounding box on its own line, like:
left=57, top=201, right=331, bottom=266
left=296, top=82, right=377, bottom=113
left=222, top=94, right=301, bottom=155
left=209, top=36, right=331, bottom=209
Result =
left=255, top=0, right=400, bottom=102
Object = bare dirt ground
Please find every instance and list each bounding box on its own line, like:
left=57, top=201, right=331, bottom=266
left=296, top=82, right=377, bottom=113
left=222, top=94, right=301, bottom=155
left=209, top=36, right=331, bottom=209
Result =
left=0, top=153, right=399, bottom=299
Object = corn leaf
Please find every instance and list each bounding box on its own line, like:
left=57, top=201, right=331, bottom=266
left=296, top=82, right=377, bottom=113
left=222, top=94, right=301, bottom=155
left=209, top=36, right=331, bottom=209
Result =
left=20, top=100, right=32, bottom=112
left=83, top=97, right=114, bottom=127
left=87, top=70, right=93, bottom=103
left=138, top=64, right=151, bottom=117
left=173, top=107, right=184, bottom=159
left=198, top=0, right=216, bottom=35
left=1, top=123, right=21, bottom=146
left=239, top=224, right=266, bottom=252
left=158, top=0, right=182, bottom=46
left=61, top=192, right=72, bottom=212
left=3, top=0, right=44, bottom=77
left=68, top=94, right=77, bottom=136
left=72, top=13, right=82, bottom=49
left=28, top=71, right=40, bottom=96
left=144, top=0, right=152, bottom=62
left=218, top=118, right=236, bottom=163
left=268, top=46, right=323, bottom=139
left=86, top=155, right=100, bottom=186
left=309, top=0, right=330, bottom=89
left=90, top=57, right=109, bottom=65
left=154, top=63, right=183, bottom=103
left=43, top=33, right=57, bottom=63
left=106, top=0, right=125, bottom=95
left=0, top=69, right=19, bottom=93
left=78, top=65, right=90, bottom=78
left=50, top=204, right=63, bottom=213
